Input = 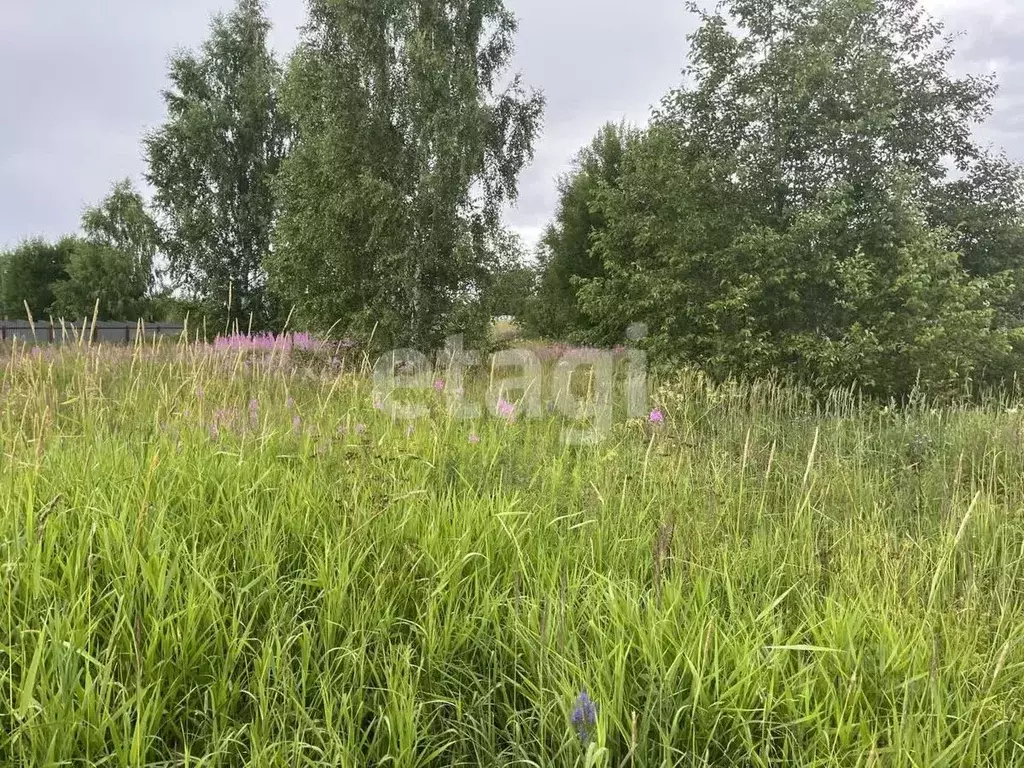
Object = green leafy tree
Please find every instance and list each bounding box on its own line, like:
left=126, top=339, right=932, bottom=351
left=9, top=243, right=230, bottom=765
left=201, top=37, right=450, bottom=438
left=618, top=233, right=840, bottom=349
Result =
left=479, top=229, right=536, bottom=320
left=49, top=179, right=161, bottom=321
left=529, top=122, right=637, bottom=341
left=269, top=0, right=544, bottom=351
left=0, top=238, right=76, bottom=320
left=52, top=242, right=151, bottom=321
left=928, top=152, right=1024, bottom=281
left=145, top=0, right=289, bottom=332
left=81, top=179, right=160, bottom=297
left=579, top=0, right=1018, bottom=398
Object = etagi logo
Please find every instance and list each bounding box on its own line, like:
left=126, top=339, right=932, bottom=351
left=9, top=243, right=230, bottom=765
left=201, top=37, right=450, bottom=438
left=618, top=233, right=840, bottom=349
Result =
left=372, top=324, right=649, bottom=444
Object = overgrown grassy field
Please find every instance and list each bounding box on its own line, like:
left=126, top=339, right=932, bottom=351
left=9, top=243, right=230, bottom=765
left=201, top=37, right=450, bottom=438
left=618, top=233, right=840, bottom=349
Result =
left=3, top=340, right=1024, bottom=766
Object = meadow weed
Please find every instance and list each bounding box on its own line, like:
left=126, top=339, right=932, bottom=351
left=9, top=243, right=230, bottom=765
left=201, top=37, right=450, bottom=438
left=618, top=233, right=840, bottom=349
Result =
left=2, top=338, right=1024, bottom=765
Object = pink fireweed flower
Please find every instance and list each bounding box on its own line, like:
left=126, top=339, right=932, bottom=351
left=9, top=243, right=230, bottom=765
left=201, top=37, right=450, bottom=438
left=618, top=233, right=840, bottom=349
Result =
left=434, top=379, right=446, bottom=392
left=212, top=330, right=325, bottom=354
left=649, top=408, right=665, bottom=425
left=496, top=397, right=516, bottom=422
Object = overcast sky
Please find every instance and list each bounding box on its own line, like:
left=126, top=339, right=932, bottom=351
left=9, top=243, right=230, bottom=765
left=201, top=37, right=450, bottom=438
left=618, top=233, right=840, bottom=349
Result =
left=1, top=0, right=1021, bottom=252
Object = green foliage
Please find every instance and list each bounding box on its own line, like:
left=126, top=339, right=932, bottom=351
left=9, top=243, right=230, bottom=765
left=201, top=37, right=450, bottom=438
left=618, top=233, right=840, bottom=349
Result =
left=51, top=242, right=152, bottom=321
left=528, top=122, right=638, bottom=342
left=145, top=0, right=289, bottom=332
left=81, top=179, right=160, bottom=297
left=576, top=0, right=1024, bottom=399
left=147, top=290, right=205, bottom=326
left=0, top=237, right=76, bottom=319
left=479, top=229, right=536, bottom=320
left=269, top=0, right=544, bottom=352
left=928, top=152, right=1024, bottom=281
left=48, top=179, right=162, bottom=322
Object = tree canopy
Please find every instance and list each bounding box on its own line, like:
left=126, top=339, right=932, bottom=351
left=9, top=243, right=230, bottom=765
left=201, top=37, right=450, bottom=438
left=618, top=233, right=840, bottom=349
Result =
left=554, top=0, right=1024, bottom=398
left=268, top=0, right=544, bottom=351
left=145, top=0, right=289, bottom=332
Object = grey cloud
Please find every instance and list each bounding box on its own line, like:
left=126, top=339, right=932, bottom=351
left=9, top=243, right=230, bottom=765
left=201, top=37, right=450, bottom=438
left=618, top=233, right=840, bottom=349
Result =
left=0, top=0, right=693, bottom=250
left=933, top=5, right=1024, bottom=157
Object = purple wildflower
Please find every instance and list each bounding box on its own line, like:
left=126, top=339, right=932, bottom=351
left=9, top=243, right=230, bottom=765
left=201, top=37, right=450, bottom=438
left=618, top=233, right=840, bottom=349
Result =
left=211, top=331, right=324, bottom=354
left=406, top=423, right=415, bottom=437
left=286, top=396, right=295, bottom=410
left=213, top=408, right=235, bottom=431
left=496, top=397, right=516, bottom=422
left=354, top=423, right=366, bottom=435
left=196, top=387, right=205, bottom=400
left=649, top=408, right=665, bottom=425
left=209, top=422, right=220, bottom=441
left=292, top=415, right=302, bottom=433
left=434, top=379, right=446, bottom=393
left=468, top=433, right=481, bottom=444
left=570, top=690, right=598, bottom=746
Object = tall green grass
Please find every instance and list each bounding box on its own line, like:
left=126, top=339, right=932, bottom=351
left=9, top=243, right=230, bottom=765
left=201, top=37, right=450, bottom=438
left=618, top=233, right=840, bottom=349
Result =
left=3, top=341, right=1024, bottom=766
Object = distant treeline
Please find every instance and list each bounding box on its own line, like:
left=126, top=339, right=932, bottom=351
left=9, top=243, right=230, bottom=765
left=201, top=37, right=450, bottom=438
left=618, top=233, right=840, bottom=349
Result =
left=4, top=0, right=1024, bottom=398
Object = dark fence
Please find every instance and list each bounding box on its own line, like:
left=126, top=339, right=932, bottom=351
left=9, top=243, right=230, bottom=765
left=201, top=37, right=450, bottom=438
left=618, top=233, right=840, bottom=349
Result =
left=0, top=320, right=186, bottom=345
